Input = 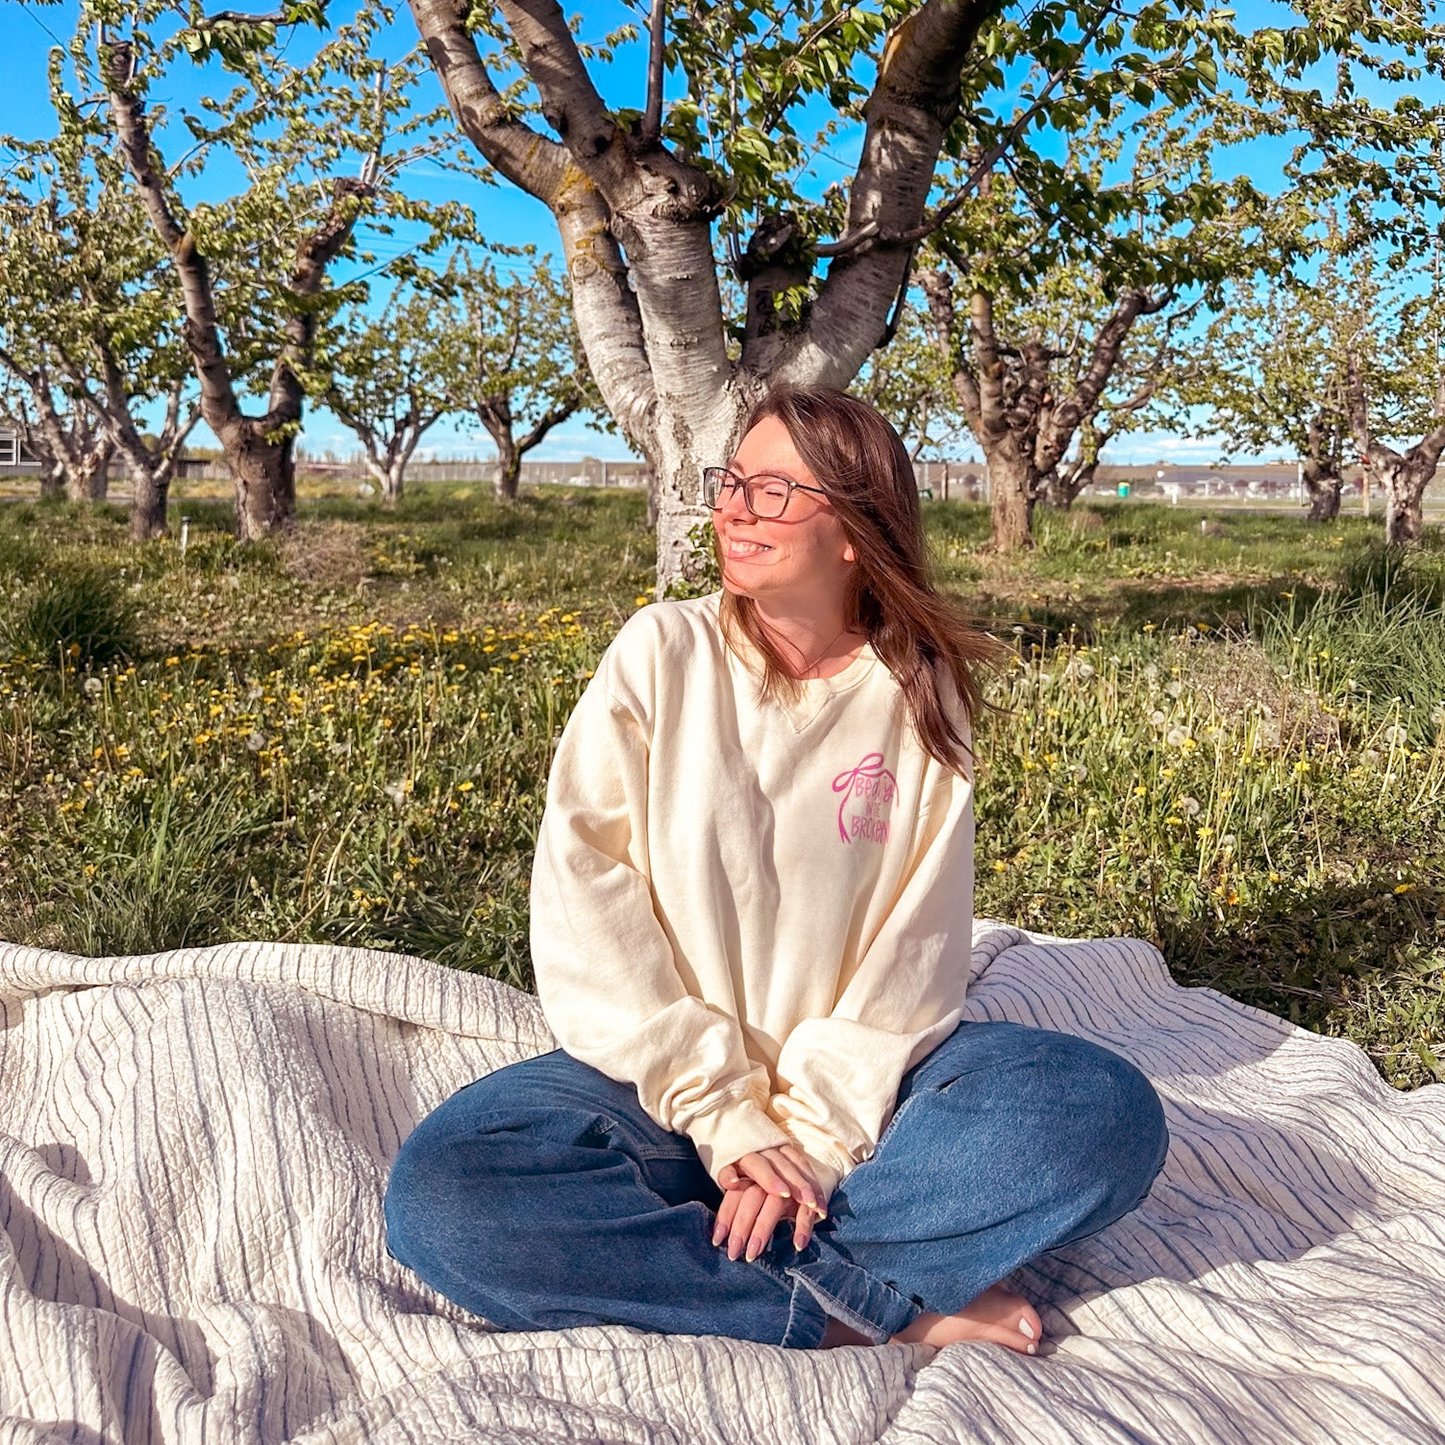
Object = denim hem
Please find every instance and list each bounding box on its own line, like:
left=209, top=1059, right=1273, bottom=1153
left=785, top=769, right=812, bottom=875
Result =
left=785, top=1256, right=921, bottom=1345
left=778, top=1272, right=830, bottom=1349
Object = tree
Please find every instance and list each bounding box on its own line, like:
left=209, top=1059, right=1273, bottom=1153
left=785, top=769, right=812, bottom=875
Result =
left=321, top=276, right=459, bottom=506
left=1344, top=251, right=1445, bottom=546
left=1227, top=18, right=1445, bottom=543
left=447, top=253, right=598, bottom=502
left=1187, top=246, right=1357, bottom=524
left=918, top=262, right=1181, bottom=536
left=0, top=50, right=200, bottom=538
left=0, top=366, right=112, bottom=503
left=915, top=99, right=1270, bottom=548
left=407, top=0, right=1263, bottom=590
left=91, top=0, right=467, bottom=540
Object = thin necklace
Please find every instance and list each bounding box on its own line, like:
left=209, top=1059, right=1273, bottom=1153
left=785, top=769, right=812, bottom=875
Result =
left=782, top=622, right=851, bottom=680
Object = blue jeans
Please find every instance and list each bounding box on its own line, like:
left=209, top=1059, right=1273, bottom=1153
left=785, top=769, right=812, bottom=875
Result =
left=384, top=1020, right=1168, bottom=1350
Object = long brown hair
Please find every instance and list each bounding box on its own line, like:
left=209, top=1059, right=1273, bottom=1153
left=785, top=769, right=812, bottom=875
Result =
left=712, top=384, right=1000, bottom=776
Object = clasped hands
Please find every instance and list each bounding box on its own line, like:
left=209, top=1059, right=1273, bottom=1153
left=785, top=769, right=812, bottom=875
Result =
left=711, top=1141, right=831, bottom=1262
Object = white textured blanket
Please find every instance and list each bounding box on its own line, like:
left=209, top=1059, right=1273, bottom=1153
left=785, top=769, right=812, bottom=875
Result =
left=1, top=925, right=1442, bottom=1445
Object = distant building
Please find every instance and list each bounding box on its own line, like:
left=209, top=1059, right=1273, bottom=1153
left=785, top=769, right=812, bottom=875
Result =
left=0, top=427, right=47, bottom=475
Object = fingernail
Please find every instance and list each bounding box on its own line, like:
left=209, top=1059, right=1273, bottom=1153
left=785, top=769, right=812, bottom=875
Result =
left=1018, top=1319, right=1036, bottom=1340
left=745, top=1246, right=758, bottom=1262
left=1026, top=1343, right=1037, bottom=1355
left=777, top=1187, right=790, bottom=1198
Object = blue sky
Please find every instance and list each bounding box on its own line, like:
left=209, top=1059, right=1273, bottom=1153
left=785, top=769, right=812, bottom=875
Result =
left=0, top=1, right=1411, bottom=468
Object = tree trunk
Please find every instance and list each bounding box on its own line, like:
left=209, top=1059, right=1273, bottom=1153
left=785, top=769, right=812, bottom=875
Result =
left=1039, top=466, right=1088, bottom=509
left=1302, top=457, right=1342, bottom=523
left=649, top=396, right=751, bottom=588
left=39, top=465, right=65, bottom=500
left=987, top=444, right=1035, bottom=552
left=226, top=426, right=297, bottom=540
left=1372, top=453, right=1433, bottom=546
left=65, top=443, right=112, bottom=502
left=130, top=466, right=170, bottom=541
left=382, top=459, right=405, bottom=509
left=492, top=437, right=521, bottom=502
left=1346, top=348, right=1444, bottom=548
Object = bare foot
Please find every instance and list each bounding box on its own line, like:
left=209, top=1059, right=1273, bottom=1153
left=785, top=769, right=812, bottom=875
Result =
left=888, top=1285, right=1042, bottom=1355
left=820, top=1316, right=874, bottom=1348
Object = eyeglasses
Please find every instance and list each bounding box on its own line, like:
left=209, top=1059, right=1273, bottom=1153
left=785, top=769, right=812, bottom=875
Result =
left=700, top=466, right=830, bottom=519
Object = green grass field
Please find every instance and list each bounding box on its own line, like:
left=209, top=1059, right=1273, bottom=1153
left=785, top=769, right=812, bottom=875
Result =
left=2, top=485, right=1442, bottom=1089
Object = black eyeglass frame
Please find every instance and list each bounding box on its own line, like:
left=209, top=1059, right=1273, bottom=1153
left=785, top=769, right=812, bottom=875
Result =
left=700, top=466, right=830, bottom=518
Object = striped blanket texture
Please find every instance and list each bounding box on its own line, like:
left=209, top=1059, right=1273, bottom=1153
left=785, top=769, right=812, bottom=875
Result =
left=1, top=923, right=1442, bottom=1445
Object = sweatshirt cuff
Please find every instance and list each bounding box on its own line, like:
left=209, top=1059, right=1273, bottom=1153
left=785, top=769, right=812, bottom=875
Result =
left=769, top=1117, right=857, bottom=1201
left=685, top=1095, right=794, bottom=1188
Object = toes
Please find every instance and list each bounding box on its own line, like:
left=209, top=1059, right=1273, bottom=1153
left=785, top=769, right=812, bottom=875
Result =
left=985, top=1321, right=1038, bottom=1355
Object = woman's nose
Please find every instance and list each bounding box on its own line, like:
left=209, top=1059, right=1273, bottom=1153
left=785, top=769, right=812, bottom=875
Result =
left=714, top=483, right=751, bottom=519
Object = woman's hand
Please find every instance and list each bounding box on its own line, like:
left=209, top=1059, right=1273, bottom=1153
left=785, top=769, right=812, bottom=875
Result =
left=711, top=1143, right=830, bottom=1259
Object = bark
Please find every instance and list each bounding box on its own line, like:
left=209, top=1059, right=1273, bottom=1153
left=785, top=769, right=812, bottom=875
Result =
left=105, top=40, right=371, bottom=541
left=380, top=460, right=406, bottom=507
left=65, top=444, right=112, bottom=502
left=988, top=445, right=1035, bottom=551
left=0, top=349, right=114, bottom=503
left=1347, top=348, right=1445, bottom=546
left=474, top=394, right=580, bottom=503
left=1304, top=469, right=1342, bottom=523
left=409, top=0, right=1004, bottom=594
left=330, top=390, right=442, bottom=510
left=491, top=434, right=521, bottom=503
left=919, top=267, right=1164, bottom=548
left=1301, top=412, right=1343, bottom=524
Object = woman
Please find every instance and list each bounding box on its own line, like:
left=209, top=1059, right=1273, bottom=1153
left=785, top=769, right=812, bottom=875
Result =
left=384, top=386, right=1168, bottom=1353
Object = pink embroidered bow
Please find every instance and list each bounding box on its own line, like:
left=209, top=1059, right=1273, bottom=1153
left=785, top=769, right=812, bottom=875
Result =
left=831, top=752, right=898, bottom=843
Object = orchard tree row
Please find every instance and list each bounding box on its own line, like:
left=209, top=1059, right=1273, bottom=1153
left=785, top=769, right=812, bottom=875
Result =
left=0, top=1, right=597, bottom=535
left=4, top=1, right=1445, bottom=577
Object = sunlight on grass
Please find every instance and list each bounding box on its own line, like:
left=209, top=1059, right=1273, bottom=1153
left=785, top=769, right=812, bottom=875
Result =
left=1, top=488, right=1441, bottom=1088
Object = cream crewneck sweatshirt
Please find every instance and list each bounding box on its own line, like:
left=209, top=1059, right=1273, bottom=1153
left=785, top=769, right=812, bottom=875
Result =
left=529, top=590, right=975, bottom=1199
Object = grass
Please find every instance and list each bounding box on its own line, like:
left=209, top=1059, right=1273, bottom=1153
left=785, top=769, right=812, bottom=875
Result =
left=1, top=484, right=1442, bottom=1090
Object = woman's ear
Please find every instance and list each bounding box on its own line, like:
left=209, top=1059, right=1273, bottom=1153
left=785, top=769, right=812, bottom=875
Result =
left=843, top=544, right=856, bottom=563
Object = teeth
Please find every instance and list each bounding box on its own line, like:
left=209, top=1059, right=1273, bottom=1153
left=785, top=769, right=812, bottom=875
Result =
left=730, top=541, right=771, bottom=555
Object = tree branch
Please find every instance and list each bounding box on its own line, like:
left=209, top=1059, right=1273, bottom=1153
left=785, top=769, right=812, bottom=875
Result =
left=408, top=0, right=657, bottom=447
left=496, top=0, right=633, bottom=194
left=814, top=0, right=1118, bottom=259
left=1036, top=288, right=1169, bottom=474
left=407, top=0, right=570, bottom=205
left=640, top=0, right=666, bottom=149
left=771, top=0, right=1001, bottom=388
left=104, top=39, right=245, bottom=436
left=516, top=396, right=579, bottom=456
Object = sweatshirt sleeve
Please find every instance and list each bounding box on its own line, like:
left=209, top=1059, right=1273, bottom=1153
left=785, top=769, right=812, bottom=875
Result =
left=529, top=639, right=792, bottom=1187
left=767, top=761, right=975, bottom=1199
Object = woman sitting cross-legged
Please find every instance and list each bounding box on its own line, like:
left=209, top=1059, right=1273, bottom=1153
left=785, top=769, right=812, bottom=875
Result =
left=384, top=385, right=1169, bottom=1352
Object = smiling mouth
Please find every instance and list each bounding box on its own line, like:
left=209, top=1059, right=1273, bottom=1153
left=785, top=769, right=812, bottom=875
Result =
left=726, top=539, right=773, bottom=557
